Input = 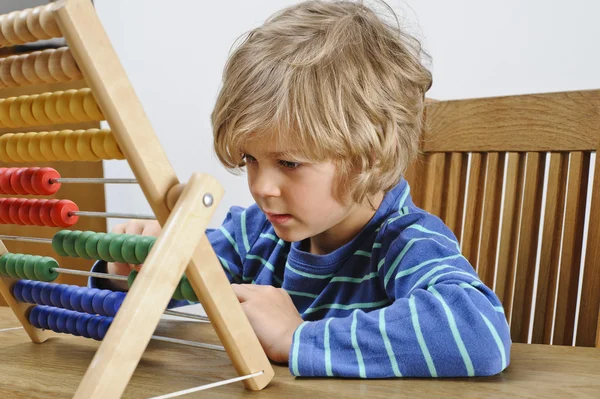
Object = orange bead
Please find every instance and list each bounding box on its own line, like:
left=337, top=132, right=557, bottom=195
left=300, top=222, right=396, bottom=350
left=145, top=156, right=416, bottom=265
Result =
left=50, top=199, right=78, bottom=227
left=31, top=167, right=60, bottom=195
left=9, top=198, right=28, bottom=225
left=20, top=167, right=40, bottom=195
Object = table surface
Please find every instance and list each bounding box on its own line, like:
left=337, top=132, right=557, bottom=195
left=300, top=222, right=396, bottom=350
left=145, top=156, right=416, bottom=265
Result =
left=1, top=307, right=599, bottom=398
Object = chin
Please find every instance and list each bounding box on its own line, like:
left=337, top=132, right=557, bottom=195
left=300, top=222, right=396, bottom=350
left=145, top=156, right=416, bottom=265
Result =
left=271, top=226, right=308, bottom=243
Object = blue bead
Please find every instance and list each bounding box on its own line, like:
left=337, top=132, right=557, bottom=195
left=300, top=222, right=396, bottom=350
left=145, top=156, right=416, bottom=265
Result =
left=28, top=306, right=42, bottom=327
left=55, top=308, right=70, bottom=333
left=60, top=285, right=78, bottom=310
left=81, top=288, right=99, bottom=314
left=20, top=280, right=36, bottom=303
left=12, top=280, right=26, bottom=302
left=92, top=290, right=112, bottom=316
left=37, top=306, right=52, bottom=330
left=98, top=317, right=112, bottom=340
left=66, top=312, right=80, bottom=336
left=40, top=283, right=57, bottom=306
left=50, top=284, right=67, bottom=308
left=102, top=292, right=125, bottom=317
left=30, top=281, right=44, bottom=304
left=70, top=287, right=85, bottom=312
left=87, top=316, right=102, bottom=341
left=76, top=313, right=94, bottom=338
left=47, top=308, right=60, bottom=332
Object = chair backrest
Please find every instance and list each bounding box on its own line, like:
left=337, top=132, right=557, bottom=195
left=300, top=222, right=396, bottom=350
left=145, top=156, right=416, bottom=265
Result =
left=405, top=90, right=600, bottom=348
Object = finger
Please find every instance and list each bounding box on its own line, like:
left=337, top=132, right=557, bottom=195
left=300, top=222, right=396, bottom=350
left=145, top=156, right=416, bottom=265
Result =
left=141, top=220, right=161, bottom=237
left=111, top=223, right=126, bottom=234
left=127, top=220, right=145, bottom=235
left=231, top=284, right=254, bottom=302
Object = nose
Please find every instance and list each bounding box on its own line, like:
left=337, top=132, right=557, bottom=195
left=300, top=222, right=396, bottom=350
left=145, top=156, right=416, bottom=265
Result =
left=249, top=165, right=281, bottom=198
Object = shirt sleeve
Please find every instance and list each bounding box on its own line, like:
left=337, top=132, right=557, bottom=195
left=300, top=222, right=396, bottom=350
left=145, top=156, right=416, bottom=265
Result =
left=288, top=213, right=511, bottom=378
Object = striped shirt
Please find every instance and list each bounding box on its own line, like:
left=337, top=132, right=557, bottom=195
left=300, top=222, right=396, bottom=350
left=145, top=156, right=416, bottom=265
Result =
left=90, top=179, right=511, bottom=378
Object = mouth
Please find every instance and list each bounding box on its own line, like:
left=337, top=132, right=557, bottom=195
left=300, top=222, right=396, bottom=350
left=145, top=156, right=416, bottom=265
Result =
left=264, top=211, right=292, bottom=225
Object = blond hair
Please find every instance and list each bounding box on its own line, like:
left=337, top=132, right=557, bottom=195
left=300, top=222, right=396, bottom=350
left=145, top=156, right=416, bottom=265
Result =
left=212, top=0, right=432, bottom=205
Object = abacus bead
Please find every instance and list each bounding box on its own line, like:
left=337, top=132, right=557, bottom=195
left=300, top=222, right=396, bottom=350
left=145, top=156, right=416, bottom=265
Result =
left=50, top=284, right=66, bottom=307
left=97, top=233, right=117, bottom=262
left=0, top=168, right=15, bottom=194
left=17, top=199, right=36, bottom=225
left=5, top=253, right=19, bottom=277
left=20, top=167, right=39, bottom=194
left=30, top=281, right=44, bottom=304
left=74, top=231, right=94, bottom=259
left=23, top=255, right=38, bottom=279
left=9, top=168, right=28, bottom=195
left=87, top=316, right=103, bottom=340
left=55, top=308, right=70, bottom=333
left=50, top=199, right=79, bottom=227
left=31, top=167, right=60, bottom=195
left=69, top=287, right=85, bottom=312
left=51, top=230, right=70, bottom=256
left=0, top=254, right=8, bottom=275
left=9, top=198, right=28, bottom=225
left=60, top=284, right=78, bottom=310
left=122, top=235, right=139, bottom=264
left=63, top=229, right=81, bottom=257
left=85, top=232, right=101, bottom=260
left=108, top=234, right=129, bottom=263
left=102, top=291, right=124, bottom=317
left=98, top=317, right=112, bottom=339
left=173, top=279, right=185, bottom=301
left=81, top=288, right=98, bottom=314
left=39, top=199, right=57, bottom=227
left=11, top=279, right=26, bottom=302
left=20, top=280, right=35, bottom=303
left=0, top=198, right=16, bottom=223
left=76, top=313, right=93, bottom=338
left=28, top=306, right=42, bottom=328
left=134, top=236, right=155, bottom=263
left=66, top=312, right=81, bottom=336
left=38, top=306, right=52, bottom=329
left=127, top=270, right=138, bottom=287
left=92, top=289, right=111, bottom=315
left=29, top=198, right=46, bottom=226
left=47, top=308, right=60, bottom=332
left=14, top=255, right=28, bottom=278
left=40, top=283, right=56, bottom=305
left=34, top=257, right=58, bottom=282
left=181, top=277, right=197, bottom=302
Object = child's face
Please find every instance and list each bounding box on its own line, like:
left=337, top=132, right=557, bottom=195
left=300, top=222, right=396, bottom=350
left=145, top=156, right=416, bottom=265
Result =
left=242, top=138, right=357, bottom=245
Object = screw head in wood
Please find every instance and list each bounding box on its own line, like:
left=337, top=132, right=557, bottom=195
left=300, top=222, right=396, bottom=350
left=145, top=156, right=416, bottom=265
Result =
left=203, top=193, right=214, bottom=207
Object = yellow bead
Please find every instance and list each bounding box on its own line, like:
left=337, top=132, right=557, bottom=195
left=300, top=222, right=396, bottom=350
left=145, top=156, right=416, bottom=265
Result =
left=70, top=89, right=88, bottom=122
left=51, top=130, right=72, bottom=161
left=9, top=96, right=27, bottom=127
left=6, top=133, right=24, bottom=162
left=65, top=130, right=84, bottom=161
left=29, top=131, right=46, bottom=161
left=21, top=95, right=38, bottom=125
left=82, top=88, right=103, bottom=120
left=90, top=128, right=109, bottom=159
left=17, top=132, right=36, bottom=162
left=77, top=129, right=100, bottom=161
left=32, top=93, right=53, bottom=125
left=56, top=89, right=77, bottom=123
left=103, top=129, right=124, bottom=159
left=0, top=134, right=11, bottom=162
left=0, top=98, right=16, bottom=128
left=40, top=131, right=59, bottom=161
left=44, top=91, right=63, bottom=124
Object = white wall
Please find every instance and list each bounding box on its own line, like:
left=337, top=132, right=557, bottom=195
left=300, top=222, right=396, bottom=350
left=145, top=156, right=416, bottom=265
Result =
left=94, top=0, right=600, bottom=231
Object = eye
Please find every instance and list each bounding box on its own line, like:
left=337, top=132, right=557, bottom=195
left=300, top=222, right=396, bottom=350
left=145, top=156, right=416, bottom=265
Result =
left=278, top=160, right=301, bottom=169
left=242, top=154, right=257, bottom=163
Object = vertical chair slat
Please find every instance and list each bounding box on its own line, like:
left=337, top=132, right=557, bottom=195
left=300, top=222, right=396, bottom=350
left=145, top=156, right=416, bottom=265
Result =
left=554, top=152, right=589, bottom=345
left=477, top=152, right=505, bottom=288
left=495, top=153, right=524, bottom=321
left=462, top=153, right=486, bottom=267
left=404, top=156, right=424, bottom=207
left=442, top=152, right=467, bottom=239
left=422, top=153, right=445, bottom=217
left=533, top=153, right=568, bottom=344
left=511, top=152, right=546, bottom=342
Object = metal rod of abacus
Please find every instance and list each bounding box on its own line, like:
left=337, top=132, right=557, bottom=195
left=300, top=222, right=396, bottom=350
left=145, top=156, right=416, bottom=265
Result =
left=0, top=235, right=52, bottom=244
left=70, top=211, right=156, bottom=220
left=150, top=335, right=224, bottom=352
left=164, top=309, right=210, bottom=323
left=53, top=267, right=129, bottom=282
left=51, top=178, right=138, bottom=184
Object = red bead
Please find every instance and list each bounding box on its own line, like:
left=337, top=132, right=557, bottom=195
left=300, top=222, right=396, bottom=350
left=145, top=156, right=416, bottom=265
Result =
left=0, top=168, right=17, bottom=195
left=32, top=167, right=61, bottom=196
left=40, top=200, right=58, bottom=227
left=10, top=168, right=28, bottom=195
left=9, top=198, right=28, bottom=224
left=50, top=199, right=79, bottom=227
left=0, top=198, right=16, bottom=223
left=29, top=199, right=47, bottom=226
left=20, top=167, right=40, bottom=195
left=18, top=199, right=37, bottom=225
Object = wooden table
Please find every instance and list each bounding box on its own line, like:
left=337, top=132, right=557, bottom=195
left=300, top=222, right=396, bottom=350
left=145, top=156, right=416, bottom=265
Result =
left=1, top=307, right=599, bottom=398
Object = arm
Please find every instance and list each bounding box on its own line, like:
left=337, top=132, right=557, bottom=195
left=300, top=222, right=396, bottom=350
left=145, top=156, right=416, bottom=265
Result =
left=288, top=217, right=511, bottom=378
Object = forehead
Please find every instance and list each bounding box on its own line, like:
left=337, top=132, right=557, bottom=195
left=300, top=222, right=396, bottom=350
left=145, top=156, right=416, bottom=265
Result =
left=242, top=131, right=299, bottom=157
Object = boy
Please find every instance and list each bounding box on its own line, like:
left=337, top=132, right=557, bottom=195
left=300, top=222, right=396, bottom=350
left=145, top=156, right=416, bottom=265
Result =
left=90, top=0, right=511, bottom=378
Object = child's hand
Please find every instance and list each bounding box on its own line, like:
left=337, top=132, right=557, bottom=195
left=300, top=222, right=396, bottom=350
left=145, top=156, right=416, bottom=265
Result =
left=231, top=284, right=303, bottom=364
left=107, top=219, right=162, bottom=276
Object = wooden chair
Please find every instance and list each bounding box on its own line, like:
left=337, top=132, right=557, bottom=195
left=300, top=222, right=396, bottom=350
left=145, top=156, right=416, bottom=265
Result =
left=405, top=90, right=600, bottom=348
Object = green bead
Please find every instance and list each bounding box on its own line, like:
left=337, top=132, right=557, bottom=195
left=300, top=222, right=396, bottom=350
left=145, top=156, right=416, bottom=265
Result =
left=63, top=230, right=82, bottom=258
left=51, top=230, right=70, bottom=257
left=180, top=276, right=197, bottom=302
left=34, top=257, right=59, bottom=282
left=97, top=233, right=118, bottom=262
left=74, top=231, right=95, bottom=259
left=122, top=235, right=139, bottom=264
left=85, top=232, right=102, bottom=260
left=134, top=236, right=155, bottom=264
left=23, top=256, right=39, bottom=280
left=172, top=278, right=185, bottom=301
left=15, top=255, right=29, bottom=279
left=5, top=254, right=20, bottom=278
left=127, top=269, right=138, bottom=287
left=0, top=254, right=9, bottom=276
left=108, top=234, right=130, bottom=263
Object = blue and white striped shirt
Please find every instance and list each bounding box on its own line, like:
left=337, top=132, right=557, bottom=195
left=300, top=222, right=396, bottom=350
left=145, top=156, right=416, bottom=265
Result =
left=206, top=179, right=511, bottom=378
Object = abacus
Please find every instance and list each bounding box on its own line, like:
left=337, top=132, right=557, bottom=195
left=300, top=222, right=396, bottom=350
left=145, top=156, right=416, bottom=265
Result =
left=0, top=1, right=274, bottom=397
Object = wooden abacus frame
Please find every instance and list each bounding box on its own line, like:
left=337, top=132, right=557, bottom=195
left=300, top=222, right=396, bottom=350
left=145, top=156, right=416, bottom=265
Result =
left=0, top=0, right=274, bottom=397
